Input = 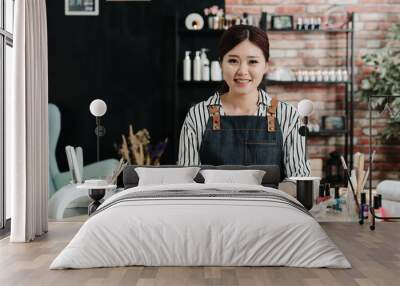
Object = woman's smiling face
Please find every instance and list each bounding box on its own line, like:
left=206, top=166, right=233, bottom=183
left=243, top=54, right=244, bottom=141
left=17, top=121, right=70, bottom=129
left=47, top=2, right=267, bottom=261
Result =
left=221, top=39, right=268, bottom=95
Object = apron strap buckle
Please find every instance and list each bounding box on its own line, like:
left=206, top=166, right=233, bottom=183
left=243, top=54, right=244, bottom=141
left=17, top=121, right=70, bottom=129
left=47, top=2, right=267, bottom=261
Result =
left=208, top=105, right=221, bottom=131
left=267, top=97, right=278, bottom=132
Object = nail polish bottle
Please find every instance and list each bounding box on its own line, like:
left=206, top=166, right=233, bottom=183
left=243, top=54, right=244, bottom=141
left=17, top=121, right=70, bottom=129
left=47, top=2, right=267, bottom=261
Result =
left=334, top=186, right=342, bottom=212
left=360, top=192, right=368, bottom=220
left=324, top=183, right=331, bottom=199
left=316, top=184, right=326, bottom=204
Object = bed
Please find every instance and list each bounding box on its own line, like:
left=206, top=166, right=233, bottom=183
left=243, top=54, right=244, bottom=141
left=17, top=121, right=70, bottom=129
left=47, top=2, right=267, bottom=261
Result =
left=49, top=165, right=351, bottom=269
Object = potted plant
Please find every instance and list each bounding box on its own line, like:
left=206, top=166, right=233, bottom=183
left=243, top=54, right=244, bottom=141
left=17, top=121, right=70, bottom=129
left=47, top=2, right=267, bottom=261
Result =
left=358, top=23, right=400, bottom=143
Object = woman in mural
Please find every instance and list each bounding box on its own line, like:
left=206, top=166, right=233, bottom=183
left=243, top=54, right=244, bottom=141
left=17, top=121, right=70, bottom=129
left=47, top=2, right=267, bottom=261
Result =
left=178, top=25, right=310, bottom=178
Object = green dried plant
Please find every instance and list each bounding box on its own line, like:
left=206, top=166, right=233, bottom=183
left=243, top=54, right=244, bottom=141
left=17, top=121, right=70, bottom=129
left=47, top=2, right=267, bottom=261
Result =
left=358, top=23, right=400, bottom=143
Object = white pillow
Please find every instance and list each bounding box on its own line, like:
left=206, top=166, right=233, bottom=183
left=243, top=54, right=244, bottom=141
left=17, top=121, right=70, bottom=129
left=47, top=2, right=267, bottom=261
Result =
left=135, top=167, right=200, bottom=186
left=200, top=169, right=266, bottom=185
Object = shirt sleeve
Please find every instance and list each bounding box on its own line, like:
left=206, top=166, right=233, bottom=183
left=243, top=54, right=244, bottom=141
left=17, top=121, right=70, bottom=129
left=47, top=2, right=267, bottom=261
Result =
left=283, top=109, right=311, bottom=178
left=178, top=110, right=200, bottom=166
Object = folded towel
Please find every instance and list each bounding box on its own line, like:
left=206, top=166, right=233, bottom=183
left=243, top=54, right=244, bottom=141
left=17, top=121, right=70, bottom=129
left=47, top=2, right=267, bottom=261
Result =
left=377, top=180, right=400, bottom=201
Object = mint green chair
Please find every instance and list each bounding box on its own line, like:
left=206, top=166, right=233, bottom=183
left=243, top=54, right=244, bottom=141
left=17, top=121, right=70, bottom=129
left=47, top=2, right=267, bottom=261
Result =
left=48, top=103, right=119, bottom=197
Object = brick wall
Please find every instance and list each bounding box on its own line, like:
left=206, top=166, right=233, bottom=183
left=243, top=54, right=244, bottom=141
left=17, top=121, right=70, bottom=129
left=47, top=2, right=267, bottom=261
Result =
left=225, top=0, right=400, bottom=185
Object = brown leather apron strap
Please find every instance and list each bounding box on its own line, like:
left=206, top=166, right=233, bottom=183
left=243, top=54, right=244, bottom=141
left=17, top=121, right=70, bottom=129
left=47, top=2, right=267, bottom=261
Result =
left=266, top=97, right=278, bottom=132
left=208, top=105, right=221, bottom=130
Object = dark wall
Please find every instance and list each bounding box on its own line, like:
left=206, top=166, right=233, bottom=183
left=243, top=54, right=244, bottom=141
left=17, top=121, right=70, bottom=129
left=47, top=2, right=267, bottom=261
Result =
left=47, top=0, right=223, bottom=170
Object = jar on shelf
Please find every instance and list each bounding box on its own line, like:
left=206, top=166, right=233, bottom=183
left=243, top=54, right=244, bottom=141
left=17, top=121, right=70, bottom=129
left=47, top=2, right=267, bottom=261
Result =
left=322, top=70, right=329, bottom=82
left=309, top=70, right=316, bottom=82
left=296, top=70, right=304, bottom=82
left=316, top=70, right=323, bottom=82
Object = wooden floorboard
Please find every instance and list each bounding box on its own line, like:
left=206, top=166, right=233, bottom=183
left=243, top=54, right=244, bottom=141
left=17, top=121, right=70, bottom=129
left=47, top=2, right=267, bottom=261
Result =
left=0, top=222, right=399, bottom=286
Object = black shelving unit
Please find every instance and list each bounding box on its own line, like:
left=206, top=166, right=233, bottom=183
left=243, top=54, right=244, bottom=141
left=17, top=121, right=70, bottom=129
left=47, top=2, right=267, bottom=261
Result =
left=172, top=13, right=355, bottom=169
left=309, top=130, right=349, bottom=137
left=367, top=95, right=400, bottom=230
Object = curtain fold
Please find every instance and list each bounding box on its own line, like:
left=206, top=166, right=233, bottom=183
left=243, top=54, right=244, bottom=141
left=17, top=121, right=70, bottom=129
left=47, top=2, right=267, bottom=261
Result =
left=8, top=0, right=48, bottom=242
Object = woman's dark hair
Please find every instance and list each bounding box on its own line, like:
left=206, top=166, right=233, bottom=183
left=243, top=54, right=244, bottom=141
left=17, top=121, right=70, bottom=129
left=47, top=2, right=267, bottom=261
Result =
left=217, top=25, right=269, bottom=94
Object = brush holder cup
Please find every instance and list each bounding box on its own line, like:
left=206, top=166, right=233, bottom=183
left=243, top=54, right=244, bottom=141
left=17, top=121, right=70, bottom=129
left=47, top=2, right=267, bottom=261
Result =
left=290, top=177, right=321, bottom=210
left=297, top=180, right=314, bottom=210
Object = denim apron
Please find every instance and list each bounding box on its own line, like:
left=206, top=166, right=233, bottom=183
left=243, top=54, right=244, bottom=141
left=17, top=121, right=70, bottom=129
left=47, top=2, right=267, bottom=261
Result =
left=199, top=97, right=284, bottom=179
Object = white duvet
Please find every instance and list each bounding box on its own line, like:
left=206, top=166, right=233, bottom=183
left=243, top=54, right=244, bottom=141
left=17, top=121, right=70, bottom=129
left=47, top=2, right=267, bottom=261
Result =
left=50, top=183, right=351, bottom=269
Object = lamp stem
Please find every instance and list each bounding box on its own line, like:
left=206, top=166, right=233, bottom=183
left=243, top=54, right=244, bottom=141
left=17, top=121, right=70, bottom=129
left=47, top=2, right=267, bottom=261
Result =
left=304, top=116, right=308, bottom=166
left=96, top=117, right=100, bottom=162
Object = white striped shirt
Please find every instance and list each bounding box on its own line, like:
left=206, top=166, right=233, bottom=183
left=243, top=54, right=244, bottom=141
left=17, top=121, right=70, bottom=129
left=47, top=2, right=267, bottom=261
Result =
left=178, top=89, right=311, bottom=178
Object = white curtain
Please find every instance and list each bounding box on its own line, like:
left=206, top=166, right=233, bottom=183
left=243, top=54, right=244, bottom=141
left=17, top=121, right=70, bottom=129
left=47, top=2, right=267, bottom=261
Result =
left=7, top=0, right=48, bottom=242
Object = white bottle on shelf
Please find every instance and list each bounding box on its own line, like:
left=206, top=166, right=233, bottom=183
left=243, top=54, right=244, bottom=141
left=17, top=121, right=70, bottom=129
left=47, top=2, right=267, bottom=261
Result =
left=193, top=51, right=201, bottom=81
left=211, top=61, right=222, bottom=81
left=201, top=48, right=210, bottom=81
left=329, top=69, right=336, bottom=82
left=322, top=70, right=329, bottom=82
left=342, top=69, right=349, bottom=81
left=309, top=70, right=316, bottom=82
left=336, top=69, right=343, bottom=82
left=183, top=51, right=191, bottom=81
left=316, top=70, right=323, bottom=82
left=303, top=70, right=310, bottom=82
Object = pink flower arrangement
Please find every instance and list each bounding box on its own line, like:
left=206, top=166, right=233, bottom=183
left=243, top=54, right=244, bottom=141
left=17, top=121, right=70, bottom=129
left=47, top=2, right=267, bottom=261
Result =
left=204, top=5, right=220, bottom=16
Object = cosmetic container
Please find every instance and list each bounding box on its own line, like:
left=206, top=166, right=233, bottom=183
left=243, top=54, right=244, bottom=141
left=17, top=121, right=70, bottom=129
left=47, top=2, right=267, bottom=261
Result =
left=328, top=69, right=336, bottom=81
left=316, top=70, right=323, bottom=82
left=183, top=51, right=191, bottom=81
left=303, top=18, right=309, bottom=30
left=315, top=17, right=321, bottom=29
left=342, top=69, right=349, bottom=81
left=201, top=49, right=210, bottom=81
left=296, top=70, right=304, bottom=81
left=344, top=187, right=357, bottom=220
left=373, top=195, right=383, bottom=222
left=193, top=51, right=201, bottom=81
left=211, top=61, right=222, bottom=81
left=336, top=69, right=343, bottom=82
left=259, top=10, right=268, bottom=31
left=310, top=18, right=315, bottom=30
left=249, top=15, right=254, bottom=26
left=212, top=16, right=219, bottom=30
left=309, top=70, right=316, bottom=82
left=360, top=192, right=369, bottom=220
left=303, top=70, right=310, bottom=82
left=296, top=17, right=302, bottom=30
left=316, top=184, right=327, bottom=204
left=322, top=70, right=329, bottom=82
left=334, top=186, right=343, bottom=212
left=235, top=17, right=241, bottom=25
left=324, top=183, right=331, bottom=198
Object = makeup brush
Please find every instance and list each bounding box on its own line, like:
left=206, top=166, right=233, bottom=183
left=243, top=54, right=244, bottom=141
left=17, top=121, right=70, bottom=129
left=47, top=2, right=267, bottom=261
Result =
left=357, top=153, right=365, bottom=194
left=112, top=162, right=128, bottom=185
left=340, top=155, right=360, bottom=212
left=360, top=150, right=376, bottom=192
